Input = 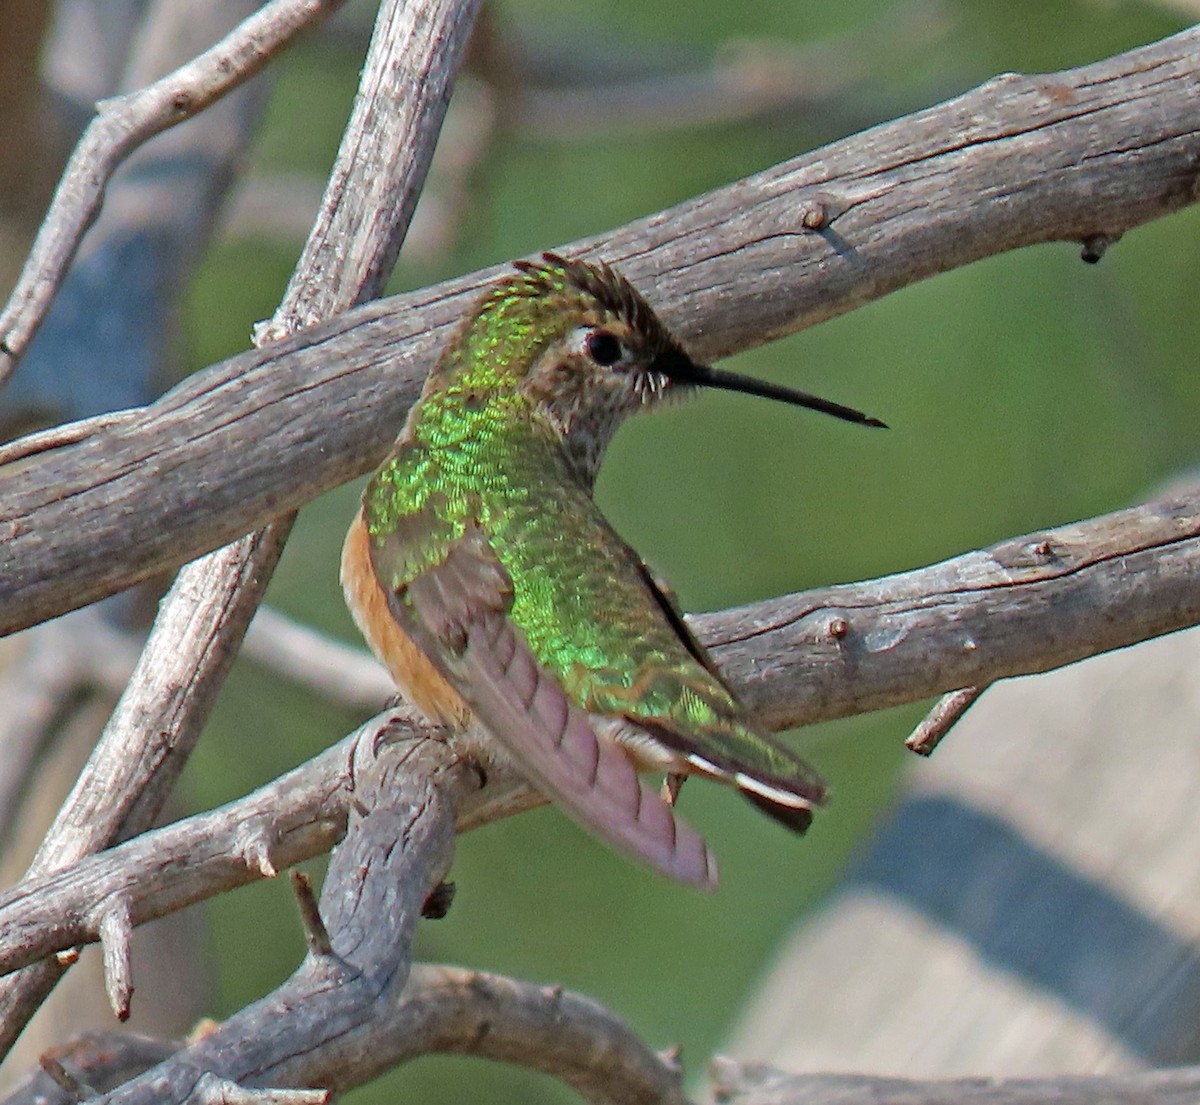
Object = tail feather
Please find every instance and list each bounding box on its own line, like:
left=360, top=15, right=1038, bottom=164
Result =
left=680, top=749, right=823, bottom=836
left=741, top=790, right=814, bottom=834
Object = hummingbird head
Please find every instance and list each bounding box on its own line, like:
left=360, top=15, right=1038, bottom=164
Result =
left=448, top=253, right=884, bottom=484
left=511, top=253, right=695, bottom=466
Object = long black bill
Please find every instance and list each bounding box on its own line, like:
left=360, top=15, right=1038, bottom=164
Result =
left=662, top=356, right=887, bottom=429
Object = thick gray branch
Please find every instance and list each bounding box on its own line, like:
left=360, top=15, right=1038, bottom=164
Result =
left=3, top=24, right=1200, bottom=635
left=265, top=0, right=482, bottom=332
left=696, top=483, right=1200, bottom=728
left=382, top=965, right=690, bottom=1105
left=85, top=733, right=469, bottom=1104
left=0, top=0, right=483, bottom=1065
left=0, top=707, right=545, bottom=983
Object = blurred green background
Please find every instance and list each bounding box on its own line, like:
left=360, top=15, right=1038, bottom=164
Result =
left=180, top=1, right=1200, bottom=1101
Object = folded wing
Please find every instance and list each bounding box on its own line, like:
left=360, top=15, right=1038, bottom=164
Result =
left=377, top=521, right=718, bottom=890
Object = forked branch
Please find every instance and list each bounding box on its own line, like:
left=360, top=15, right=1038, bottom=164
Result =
left=3, top=23, right=1200, bottom=634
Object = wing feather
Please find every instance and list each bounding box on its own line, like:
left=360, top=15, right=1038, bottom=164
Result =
left=381, top=523, right=718, bottom=890
left=610, top=561, right=829, bottom=821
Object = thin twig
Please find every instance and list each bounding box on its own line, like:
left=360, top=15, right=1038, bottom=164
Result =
left=0, top=0, right=346, bottom=383
left=2, top=1032, right=178, bottom=1105
left=905, top=685, right=989, bottom=755
left=38, top=1055, right=96, bottom=1103
left=97, top=896, right=134, bottom=1021
left=6, top=23, right=1200, bottom=634
left=289, top=873, right=333, bottom=958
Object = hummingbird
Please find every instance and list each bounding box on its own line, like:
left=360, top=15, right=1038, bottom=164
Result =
left=342, top=253, right=884, bottom=890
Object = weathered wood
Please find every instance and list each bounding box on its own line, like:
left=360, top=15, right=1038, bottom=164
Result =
left=266, top=0, right=480, bottom=332
left=6, top=480, right=1200, bottom=984
left=697, top=483, right=1200, bottom=729
left=79, top=733, right=470, bottom=1105
left=0, top=0, right=484, bottom=1067
left=0, top=699, right=546, bottom=982
left=5, top=24, right=1200, bottom=635
left=0, top=712, right=405, bottom=979
left=0, top=733, right=688, bottom=1105
left=325, top=963, right=691, bottom=1105
left=0, top=0, right=281, bottom=1072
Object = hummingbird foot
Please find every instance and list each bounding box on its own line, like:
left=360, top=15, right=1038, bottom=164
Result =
left=368, top=712, right=452, bottom=758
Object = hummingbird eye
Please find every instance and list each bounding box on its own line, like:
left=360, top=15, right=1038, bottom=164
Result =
left=584, top=330, right=624, bottom=367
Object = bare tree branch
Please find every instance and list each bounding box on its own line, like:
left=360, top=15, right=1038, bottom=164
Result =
left=0, top=733, right=687, bottom=1105
left=2, top=1031, right=330, bottom=1105
left=0, top=1031, right=178, bottom=1105
left=220, top=480, right=1200, bottom=735
left=695, top=482, right=1200, bottom=729
left=0, top=708, right=535, bottom=982
left=83, top=730, right=472, bottom=1104
left=0, top=610, right=139, bottom=842
left=380, top=965, right=692, bottom=1105
left=905, top=684, right=988, bottom=754
left=0, top=966, right=691, bottom=1105
left=0, top=0, right=486, bottom=1065
left=263, top=0, right=483, bottom=334
left=0, top=0, right=346, bottom=385
left=4, top=23, right=1200, bottom=635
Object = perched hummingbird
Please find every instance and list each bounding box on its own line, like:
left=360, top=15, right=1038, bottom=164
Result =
left=342, top=253, right=884, bottom=890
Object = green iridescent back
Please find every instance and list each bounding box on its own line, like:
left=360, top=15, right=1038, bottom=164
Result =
left=361, top=258, right=808, bottom=783
left=364, top=391, right=738, bottom=710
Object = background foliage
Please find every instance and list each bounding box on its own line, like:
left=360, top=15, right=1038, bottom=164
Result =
left=179, top=1, right=1200, bottom=1100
